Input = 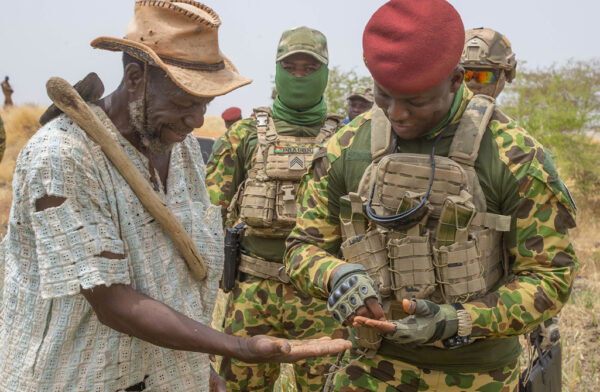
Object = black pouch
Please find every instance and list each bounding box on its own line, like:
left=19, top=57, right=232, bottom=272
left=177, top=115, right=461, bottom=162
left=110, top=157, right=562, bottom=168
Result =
left=520, top=344, right=561, bottom=392
left=222, top=223, right=245, bottom=293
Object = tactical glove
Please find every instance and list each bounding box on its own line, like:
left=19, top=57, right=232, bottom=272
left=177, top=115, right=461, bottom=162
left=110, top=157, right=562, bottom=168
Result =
left=327, top=264, right=380, bottom=325
left=386, top=299, right=458, bottom=345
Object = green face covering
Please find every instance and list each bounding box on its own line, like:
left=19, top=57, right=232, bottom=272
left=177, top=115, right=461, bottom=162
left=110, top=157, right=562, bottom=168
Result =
left=275, top=62, right=328, bottom=110
left=273, top=62, right=329, bottom=125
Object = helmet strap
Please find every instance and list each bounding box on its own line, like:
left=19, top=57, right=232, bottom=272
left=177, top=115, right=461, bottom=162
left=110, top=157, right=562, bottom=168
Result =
left=492, top=70, right=506, bottom=98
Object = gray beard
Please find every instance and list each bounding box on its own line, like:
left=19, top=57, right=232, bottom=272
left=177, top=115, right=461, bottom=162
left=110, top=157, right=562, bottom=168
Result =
left=128, top=98, right=173, bottom=155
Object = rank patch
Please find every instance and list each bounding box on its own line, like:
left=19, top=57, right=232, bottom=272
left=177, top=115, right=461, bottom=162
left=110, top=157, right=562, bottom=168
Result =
left=289, top=156, right=305, bottom=170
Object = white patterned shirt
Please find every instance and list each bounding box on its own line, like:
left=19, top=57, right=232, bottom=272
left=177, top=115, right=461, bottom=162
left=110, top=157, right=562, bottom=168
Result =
left=0, top=107, right=223, bottom=391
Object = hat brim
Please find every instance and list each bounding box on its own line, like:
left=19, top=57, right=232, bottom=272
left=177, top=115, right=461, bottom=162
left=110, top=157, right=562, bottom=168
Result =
left=91, top=36, right=252, bottom=98
left=276, top=49, right=328, bottom=65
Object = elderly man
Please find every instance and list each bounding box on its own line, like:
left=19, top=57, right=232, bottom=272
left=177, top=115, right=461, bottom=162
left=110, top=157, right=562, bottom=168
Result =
left=0, top=2, right=350, bottom=392
left=284, top=0, right=577, bottom=390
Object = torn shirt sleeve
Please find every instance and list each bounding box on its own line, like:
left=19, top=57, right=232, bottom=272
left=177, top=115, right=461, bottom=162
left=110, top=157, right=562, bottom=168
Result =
left=27, top=127, right=129, bottom=299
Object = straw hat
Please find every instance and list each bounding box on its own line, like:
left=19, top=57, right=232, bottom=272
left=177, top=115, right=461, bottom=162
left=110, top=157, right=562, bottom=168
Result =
left=91, top=0, right=251, bottom=97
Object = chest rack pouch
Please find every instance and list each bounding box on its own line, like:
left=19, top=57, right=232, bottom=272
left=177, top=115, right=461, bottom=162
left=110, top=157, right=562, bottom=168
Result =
left=340, top=154, right=493, bottom=305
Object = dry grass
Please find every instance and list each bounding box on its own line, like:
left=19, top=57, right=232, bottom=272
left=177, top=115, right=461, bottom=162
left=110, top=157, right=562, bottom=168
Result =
left=1, top=106, right=598, bottom=389
left=557, top=214, right=600, bottom=391
left=0, top=105, right=45, bottom=182
left=192, top=115, right=226, bottom=139
left=0, top=105, right=45, bottom=236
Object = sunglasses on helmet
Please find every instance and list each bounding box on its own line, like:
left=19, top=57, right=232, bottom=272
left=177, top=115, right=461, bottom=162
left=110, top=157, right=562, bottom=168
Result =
left=464, top=69, right=500, bottom=84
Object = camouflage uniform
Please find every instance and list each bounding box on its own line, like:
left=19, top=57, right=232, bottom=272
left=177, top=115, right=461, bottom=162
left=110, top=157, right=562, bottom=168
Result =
left=207, top=116, right=347, bottom=392
left=206, top=27, right=347, bottom=392
left=0, top=113, right=5, bottom=163
left=284, top=86, right=578, bottom=391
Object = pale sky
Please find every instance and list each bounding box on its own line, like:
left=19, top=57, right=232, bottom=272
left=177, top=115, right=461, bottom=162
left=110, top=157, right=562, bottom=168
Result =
left=1, top=1, right=598, bottom=117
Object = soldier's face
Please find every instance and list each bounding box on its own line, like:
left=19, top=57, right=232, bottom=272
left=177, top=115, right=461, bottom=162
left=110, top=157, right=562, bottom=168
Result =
left=347, top=97, right=373, bottom=121
left=374, top=68, right=463, bottom=140
left=280, top=53, right=322, bottom=77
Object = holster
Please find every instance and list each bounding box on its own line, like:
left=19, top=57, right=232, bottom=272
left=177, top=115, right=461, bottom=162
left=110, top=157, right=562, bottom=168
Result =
left=519, top=344, right=561, bottom=392
left=222, top=222, right=245, bottom=293
left=520, top=319, right=562, bottom=392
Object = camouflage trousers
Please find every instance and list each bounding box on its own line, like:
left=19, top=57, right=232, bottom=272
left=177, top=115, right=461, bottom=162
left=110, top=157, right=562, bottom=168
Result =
left=219, top=275, right=348, bottom=392
left=332, top=352, right=519, bottom=392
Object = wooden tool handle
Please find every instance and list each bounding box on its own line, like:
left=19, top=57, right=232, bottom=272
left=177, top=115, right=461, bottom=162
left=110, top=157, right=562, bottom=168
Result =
left=46, top=76, right=207, bottom=280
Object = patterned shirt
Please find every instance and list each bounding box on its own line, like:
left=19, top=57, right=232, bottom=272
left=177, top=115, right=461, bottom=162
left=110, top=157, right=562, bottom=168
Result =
left=0, top=107, right=223, bottom=391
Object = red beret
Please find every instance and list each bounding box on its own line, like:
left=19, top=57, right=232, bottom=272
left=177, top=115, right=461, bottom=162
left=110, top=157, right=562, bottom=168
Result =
left=363, top=0, right=464, bottom=94
left=221, top=107, right=242, bottom=122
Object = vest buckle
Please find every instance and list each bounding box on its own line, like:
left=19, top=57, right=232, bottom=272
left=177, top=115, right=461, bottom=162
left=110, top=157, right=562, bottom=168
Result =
left=281, top=184, right=295, bottom=201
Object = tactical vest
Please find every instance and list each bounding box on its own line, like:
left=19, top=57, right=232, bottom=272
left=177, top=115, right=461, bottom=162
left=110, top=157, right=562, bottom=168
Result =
left=339, top=96, right=512, bottom=350
left=230, top=108, right=341, bottom=240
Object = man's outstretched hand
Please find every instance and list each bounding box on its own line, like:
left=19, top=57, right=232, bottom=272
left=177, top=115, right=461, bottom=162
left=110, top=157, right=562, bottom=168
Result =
left=237, top=335, right=352, bottom=363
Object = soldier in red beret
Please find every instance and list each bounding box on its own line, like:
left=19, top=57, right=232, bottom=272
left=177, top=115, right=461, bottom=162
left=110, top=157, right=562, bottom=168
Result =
left=221, top=106, right=242, bottom=130
left=284, top=0, right=577, bottom=390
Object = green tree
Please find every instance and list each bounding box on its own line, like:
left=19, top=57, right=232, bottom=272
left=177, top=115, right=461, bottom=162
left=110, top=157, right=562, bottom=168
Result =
left=324, top=66, right=373, bottom=116
left=502, top=59, right=600, bottom=204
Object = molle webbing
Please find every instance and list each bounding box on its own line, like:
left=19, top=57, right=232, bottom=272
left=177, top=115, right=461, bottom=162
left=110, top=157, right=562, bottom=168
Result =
left=347, top=94, right=509, bottom=303
left=238, top=253, right=290, bottom=283
left=343, top=94, right=513, bottom=358
left=233, top=108, right=340, bottom=237
left=449, top=95, right=496, bottom=211
left=253, top=108, right=341, bottom=180
left=449, top=95, right=496, bottom=166
left=373, top=154, right=469, bottom=219
left=369, top=94, right=496, bottom=166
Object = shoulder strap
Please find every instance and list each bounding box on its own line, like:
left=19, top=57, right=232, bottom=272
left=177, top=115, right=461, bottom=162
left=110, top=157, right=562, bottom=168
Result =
left=315, top=113, right=344, bottom=145
left=251, top=107, right=277, bottom=177
left=370, top=107, right=395, bottom=163
left=448, top=94, right=496, bottom=167
left=253, top=107, right=277, bottom=145
left=449, top=94, right=496, bottom=213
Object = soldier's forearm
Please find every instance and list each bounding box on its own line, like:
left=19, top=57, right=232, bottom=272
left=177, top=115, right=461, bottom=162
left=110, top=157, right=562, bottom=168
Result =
left=463, top=264, right=575, bottom=338
left=285, top=241, right=346, bottom=298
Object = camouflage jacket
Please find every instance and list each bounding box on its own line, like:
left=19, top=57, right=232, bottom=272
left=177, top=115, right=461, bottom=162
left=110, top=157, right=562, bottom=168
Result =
left=206, top=115, right=325, bottom=262
left=284, top=86, right=578, bottom=370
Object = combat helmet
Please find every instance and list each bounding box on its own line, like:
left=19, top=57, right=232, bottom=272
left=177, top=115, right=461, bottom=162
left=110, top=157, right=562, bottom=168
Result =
left=461, top=27, right=517, bottom=82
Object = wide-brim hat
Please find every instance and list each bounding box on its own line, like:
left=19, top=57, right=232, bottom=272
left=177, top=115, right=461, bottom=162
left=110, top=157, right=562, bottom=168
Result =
left=91, top=0, right=251, bottom=97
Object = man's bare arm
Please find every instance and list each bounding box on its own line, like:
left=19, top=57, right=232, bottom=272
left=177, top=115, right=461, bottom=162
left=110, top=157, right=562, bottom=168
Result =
left=81, top=282, right=351, bottom=363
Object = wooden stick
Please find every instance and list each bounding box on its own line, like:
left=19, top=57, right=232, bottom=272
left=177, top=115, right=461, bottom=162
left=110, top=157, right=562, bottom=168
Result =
left=40, top=72, right=104, bottom=126
left=46, top=76, right=207, bottom=280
